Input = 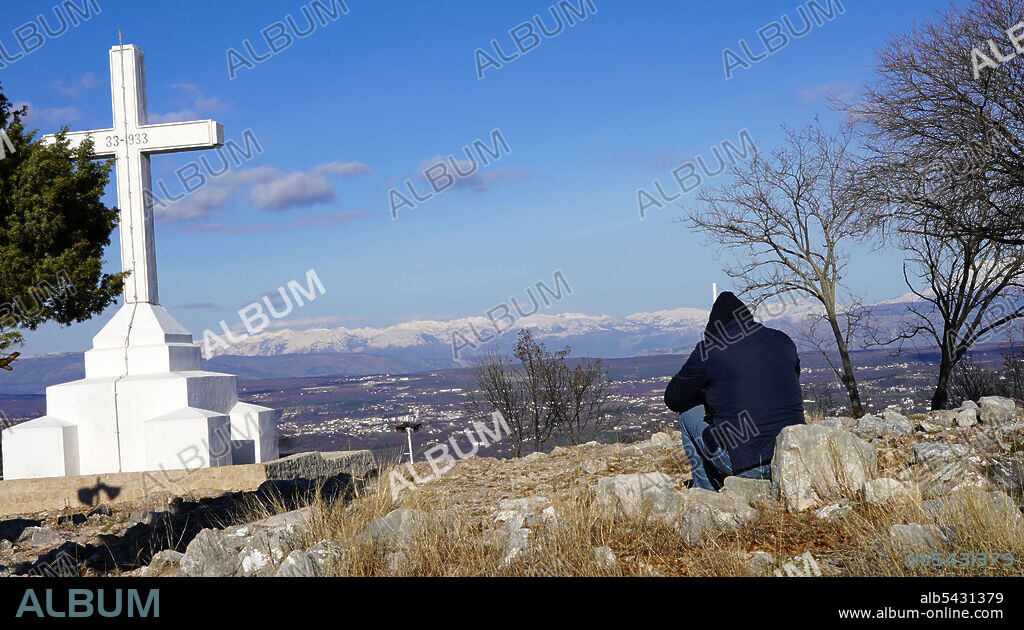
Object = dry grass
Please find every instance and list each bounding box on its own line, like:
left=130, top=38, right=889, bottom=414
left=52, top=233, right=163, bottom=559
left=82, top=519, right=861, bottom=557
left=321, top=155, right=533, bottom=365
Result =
left=256, top=444, right=1024, bottom=577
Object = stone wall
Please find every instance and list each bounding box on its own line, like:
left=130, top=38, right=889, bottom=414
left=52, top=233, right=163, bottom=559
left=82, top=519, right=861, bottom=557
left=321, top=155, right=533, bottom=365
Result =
left=0, top=450, right=375, bottom=515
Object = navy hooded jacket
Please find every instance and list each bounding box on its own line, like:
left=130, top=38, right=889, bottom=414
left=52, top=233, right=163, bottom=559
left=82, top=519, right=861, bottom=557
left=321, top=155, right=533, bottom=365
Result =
left=664, top=292, right=805, bottom=472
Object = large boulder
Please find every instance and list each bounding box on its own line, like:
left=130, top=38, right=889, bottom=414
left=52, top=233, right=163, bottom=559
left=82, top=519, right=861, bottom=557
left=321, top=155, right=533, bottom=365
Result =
left=677, top=488, right=758, bottom=545
left=360, top=509, right=429, bottom=552
left=14, top=527, right=65, bottom=550
left=955, top=408, right=978, bottom=427
left=489, top=496, right=562, bottom=566
left=180, top=507, right=310, bottom=577
left=820, top=416, right=856, bottom=430
left=275, top=540, right=346, bottom=577
left=877, top=523, right=955, bottom=550
left=595, top=472, right=684, bottom=524
left=358, top=509, right=455, bottom=553
left=985, top=457, right=1024, bottom=493
left=852, top=412, right=913, bottom=440
left=861, top=478, right=919, bottom=505
left=493, top=496, right=559, bottom=532
left=140, top=550, right=185, bottom=577
left=720, top=476, right=774, bottom=506
left=927, top=410, right=958, bottom=428
left=979, top=396, right=1017, bottom=425
left=772, top=424, right=877, bottom=512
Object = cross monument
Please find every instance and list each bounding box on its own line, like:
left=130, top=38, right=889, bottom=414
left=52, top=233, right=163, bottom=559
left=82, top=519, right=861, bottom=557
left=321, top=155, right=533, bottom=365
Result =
left=1, top=44, right=279, bottom=480
left=48, top=45, right=223, bottom=304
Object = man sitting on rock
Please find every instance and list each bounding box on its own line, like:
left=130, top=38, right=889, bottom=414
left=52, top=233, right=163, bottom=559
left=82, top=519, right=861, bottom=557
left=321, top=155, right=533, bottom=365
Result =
left=665, top=291, right=804, bottom=490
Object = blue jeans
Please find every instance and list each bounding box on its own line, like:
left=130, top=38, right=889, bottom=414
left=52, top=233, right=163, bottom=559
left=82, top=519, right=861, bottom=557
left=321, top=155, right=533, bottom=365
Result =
left=678, top=408, right=770, bottom=490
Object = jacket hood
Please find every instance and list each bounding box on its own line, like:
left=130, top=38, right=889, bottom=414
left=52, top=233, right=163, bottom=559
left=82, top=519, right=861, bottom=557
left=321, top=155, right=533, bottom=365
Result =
left=705, top=292, right=756, bottom=340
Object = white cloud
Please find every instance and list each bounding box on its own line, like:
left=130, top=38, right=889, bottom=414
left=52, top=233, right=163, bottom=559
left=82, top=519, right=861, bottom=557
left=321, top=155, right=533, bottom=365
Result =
left=151, top=84, right=223, bottom=123
left=14, top=101, right=82, bottom=128
left=155, top=162, right=374, bottom=223
left=315, top=161, right=374, bottom=177
left=149, top=109, right=199, bottom=124
left=250, top=170, right=335, bottom=211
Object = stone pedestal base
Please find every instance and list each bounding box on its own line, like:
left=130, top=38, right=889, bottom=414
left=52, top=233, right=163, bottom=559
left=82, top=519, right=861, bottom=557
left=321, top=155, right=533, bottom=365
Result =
left=1, top=303, right=279, bottom=480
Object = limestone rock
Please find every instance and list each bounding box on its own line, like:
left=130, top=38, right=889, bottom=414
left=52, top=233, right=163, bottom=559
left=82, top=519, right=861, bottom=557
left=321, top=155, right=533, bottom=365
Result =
left=276, top=549, right=317, bottom=577
left=677, top=488, right=759, bottom=545
left=852, top=413, right=912, bottom=440
left=813, top=499, right=854, bottom=520
left=88, top=505, right=112, bottom=518
left=927, top=410, right=958, bottom=428
left=140, top=550, right=184, bottom=577
left=772, top=424, right=877, bottom=512
left=275, top=541, right=345, bottom=577
left=15, top=527, right=64, bottom=550
left=721, top=476, right=774, bottom=506
left=955, top=408, right=978, bottom=428
left=985, top=457, right=1024, bottom=492
left=581, top=458, right=608, bottom=475
left=880, top=523, right=955, bottom=549
left=861, top=478, right=919, bottom=505
left=914, top=442, right=970, bottom=463
left=979, top=396, right=1017, bottom=425
left=361, top=509, right=437, bottom=552
left=180, top=507, right=310, bottom=577
left=638, top=562, right=664, bottom=577
left=592, top=546, right=618, bottom=570
left=500, top=528, right=532, bottom=567
left=748, top=551, right=774, bottom=573
left=493, top=496, right=559, bottom=532
left=820, top=416, right=856, bottom=430
left=881, top=409, right=912, bottom=427
left=922, top=456, right=989, bottom=492
left=595, top=472, right=683, bottom=523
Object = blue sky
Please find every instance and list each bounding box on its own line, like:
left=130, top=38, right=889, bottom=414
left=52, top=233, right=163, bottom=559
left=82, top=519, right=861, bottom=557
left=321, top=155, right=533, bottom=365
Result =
left=3, top=0, right=954, bottom=356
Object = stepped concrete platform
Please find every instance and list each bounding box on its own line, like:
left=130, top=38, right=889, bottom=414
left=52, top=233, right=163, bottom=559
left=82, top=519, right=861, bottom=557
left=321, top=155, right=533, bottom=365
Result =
left=0, top=450, right=376, bottom=515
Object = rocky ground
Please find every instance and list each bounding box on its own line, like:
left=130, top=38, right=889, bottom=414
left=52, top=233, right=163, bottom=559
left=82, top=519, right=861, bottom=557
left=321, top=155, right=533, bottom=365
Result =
left=2, top=396, right=1023, bottom=577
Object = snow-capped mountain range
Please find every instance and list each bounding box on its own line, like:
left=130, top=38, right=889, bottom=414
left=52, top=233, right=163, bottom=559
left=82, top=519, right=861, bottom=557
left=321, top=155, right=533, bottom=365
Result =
left=7, top=292, right=1013, bottom=396
left=206, top=297, right=858, bottom=362
left=208, top=307, right=711, bottom=360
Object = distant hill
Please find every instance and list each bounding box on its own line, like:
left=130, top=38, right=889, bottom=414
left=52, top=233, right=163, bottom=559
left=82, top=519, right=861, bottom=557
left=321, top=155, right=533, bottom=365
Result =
left=3, top=294, right=1016, bottom=395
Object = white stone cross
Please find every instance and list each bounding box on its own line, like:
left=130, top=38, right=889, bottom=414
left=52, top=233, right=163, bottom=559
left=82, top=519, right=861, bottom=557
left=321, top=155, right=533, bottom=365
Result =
left=43, top=44, right=223, bottom=305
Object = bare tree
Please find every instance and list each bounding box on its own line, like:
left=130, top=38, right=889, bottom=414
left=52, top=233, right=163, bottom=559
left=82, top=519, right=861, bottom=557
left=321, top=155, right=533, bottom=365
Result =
left=465, top=349, right=527, bottom=455
left=852, top=0, right=1024, bottom=245
left=544, top=355, right=614, bottom=444
left=890, top=218, right=1024, bottom=409
left=948, top=355, right=1007, bottom=407
left=464, top=329, right=614, bottom=453
left=684, top=121, right=874, bottom=417
left=512, top=330, right=562, bottom=452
